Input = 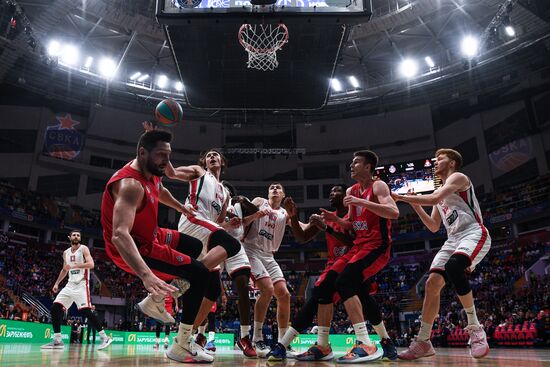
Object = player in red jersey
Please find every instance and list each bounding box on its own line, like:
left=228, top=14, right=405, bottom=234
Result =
left=155, top=294, right=178, bottom=349
left=325, top=150, right=399, bottom=363
left=100, top=129, right=212, bottom=363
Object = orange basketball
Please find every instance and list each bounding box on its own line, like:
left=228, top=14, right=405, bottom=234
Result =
left=155, top=98, right=183, bottom=126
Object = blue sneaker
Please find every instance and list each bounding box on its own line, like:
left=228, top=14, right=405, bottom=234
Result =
left=380, top=338, right=397, bottom=360
left=267, top=342, right=287, bottom=362
left=336, top=341, right=383, bottom=364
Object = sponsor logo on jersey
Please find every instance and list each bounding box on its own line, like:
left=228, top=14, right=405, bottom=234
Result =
left=352, top=221, right=368, bottom=231
left=211, top=201, right=222, bottom=214
left=333, top=246, right=348, bottom=258
left=446, top=210, right=458, bottom=226
left=259, top=229, right=274, bottom=241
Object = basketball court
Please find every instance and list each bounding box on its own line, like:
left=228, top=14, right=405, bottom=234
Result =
left=1, top=343, right=549, bottom=366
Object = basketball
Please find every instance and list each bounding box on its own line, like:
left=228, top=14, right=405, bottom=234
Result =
left=155, top=98, right=183, bottom=126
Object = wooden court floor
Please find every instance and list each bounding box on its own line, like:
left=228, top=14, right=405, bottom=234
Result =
left=0, top=343, right=548, bottom=366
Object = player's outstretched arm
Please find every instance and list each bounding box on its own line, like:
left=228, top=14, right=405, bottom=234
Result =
left=343, top=181, right=399, bottom=219
left=111, top=178, right=177, bottom=296
left=164, top=161, right=205, bottom=182
left=283, top=197, right=320, bottom=243
left=393, top=172, right=469, bottom=206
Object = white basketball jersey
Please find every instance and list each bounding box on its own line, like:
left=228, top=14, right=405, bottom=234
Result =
left=436, top=179, right=485, bottom=238
left=243, top=198, right=287, bottom=253
left=226, top=202, right=245, bottom=240
left=181, top=171, right=227, bottom=223
left=64, top=246, right=89, bottom=284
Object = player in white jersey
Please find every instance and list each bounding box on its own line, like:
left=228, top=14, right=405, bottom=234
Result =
left=393, top=149, right=491, bottom=360
left=243, top=183, right=308, bottom=358
left=41, top=230, right=113, bottom=350
left=164, top=149, right=243, bottom=354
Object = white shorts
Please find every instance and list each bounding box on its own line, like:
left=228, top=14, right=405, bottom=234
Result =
left=179, top=215, right=223, bottom=259
left=430, top=225, right=491, bottom=273
left=54, top=281, right=91, bottom=310
left=223, top=245, right=251, bottom=278
left=244, top=246, right=285, bottom=284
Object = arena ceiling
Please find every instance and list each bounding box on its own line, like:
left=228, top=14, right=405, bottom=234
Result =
left=0, top=0, right=549, bottom=115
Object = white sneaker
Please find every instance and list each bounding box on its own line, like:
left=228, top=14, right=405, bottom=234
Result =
left=166, top=337, right=214, bottom=363
left=254, top=340, right=271, bottom=358
left=286, top=344, right=297, bottom=359
left=137, top=294, right=175, bottom=324
left=41, top=339, right=64, bottom=349
left=97, top=336, right=113, bottom=350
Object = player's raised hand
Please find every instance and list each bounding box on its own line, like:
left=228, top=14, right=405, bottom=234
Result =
left=256, top=208, right=270, bottom=218
left=320, top=208, right=338, bottom=222
left=142, top=272, right=178, bottom=297
left=142, top=121, right=155, bottom=132
left=283, top=197, right=298, bottom=217
left=228, top=217, right=242, bottom=228
left=390, top=192, right=401, bottom=202
left=309, top=214, right=326, bottom=230
left=343, top=195, right=360, bottom=207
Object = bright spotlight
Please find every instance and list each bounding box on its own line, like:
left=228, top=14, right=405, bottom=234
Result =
left=137, top=74, right=149, bottom=82
left=98, top=57, right=117, bottom=78
left=61, top=44, right=79, bottom=66
left=504, top=26, right=515, bottom=37
left=47, top=40, right=61, bottom=56
left=84, top=56, right=93, bottom=68
left=461, top=36, right=479, bottom=58
left=130, top=72, right=141, bottom=80
left=348, top=76, right=360, bottom=88
left=399, top=58, right=418, bottom=78
left=157, top=75, right=168, bottom=89
left=175, top=81, right=184, bottom=91
left=330, top=78, right=342, bottom=92
left=424, top=56, right=435, bottom=68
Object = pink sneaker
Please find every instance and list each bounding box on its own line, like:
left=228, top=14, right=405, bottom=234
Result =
left=465, top=325, right=490, bottom=359
left=398, top=338, right=435, bottom=360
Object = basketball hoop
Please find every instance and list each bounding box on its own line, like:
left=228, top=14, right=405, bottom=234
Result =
left=238, top=23, right=289, bottom=71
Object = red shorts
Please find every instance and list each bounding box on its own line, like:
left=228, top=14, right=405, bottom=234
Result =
left=315, top=246, right=359, bottom=287
left=348, top=241, right=391, bottom=281
left=106, top=236, right=192, bottom=282
left=157, top=228, right=181, bottom=249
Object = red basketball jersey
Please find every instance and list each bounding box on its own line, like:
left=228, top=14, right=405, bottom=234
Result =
left=348, top=182, right=392, bottom=248
left=325, top=211, right=352, bottom=267
left=101, top=161, right=161, bottom=263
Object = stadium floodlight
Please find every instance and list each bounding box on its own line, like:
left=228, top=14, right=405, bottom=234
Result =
left=61, top=44, right=79, bottom=66
left=156, top=75, right=168, bottom=89
left=175, top=81, right=184, bottom=91
left=84, top=56, right=93, bottom=68
left=461, top=36, right=479, bottom=58
left=47, top=40, right=61, bottom=56
left=504, top=26, right=515, bottom=37
left=98, top=57, right=117, bottom=78
left=425, top=56, right=435, bottom=68
left=130, top=72, right=141, bottom=80
left=137, top=74, right=149, bottom=82
left=330, top=78, right=342, bottom=92
left=348, top=76, right=360, bottom=88
left=399, top=58, right=418, bottom=78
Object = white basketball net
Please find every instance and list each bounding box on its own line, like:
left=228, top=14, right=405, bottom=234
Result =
left=238, top=23, right=289, bottom=71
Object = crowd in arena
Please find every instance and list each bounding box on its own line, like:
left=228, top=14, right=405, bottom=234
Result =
left=0, top=174, right=549, bottom=347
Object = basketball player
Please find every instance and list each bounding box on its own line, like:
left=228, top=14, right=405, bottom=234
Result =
left=242, top=183, right=311, bottom=358
left=164, top=150, right=242, bottom=351
left=154, top=294, right=177, bottom=349
left=41, top=230, right=113, bottom=350
left=268, top=185, right=398, bottom=361
left=101, top=129, right=213, bottom=363
left=317, top=150, right=399, bottom=363
left=393, top=149, right=491, bottom=360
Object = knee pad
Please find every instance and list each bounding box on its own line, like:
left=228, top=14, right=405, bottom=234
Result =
left=204, top=271, right=222, bottom=301
left=208, top=230, right=241, bottom=258
left=335, top=263, right=363, bottom=302
left=317, top=271, right=338, bottom=304
left=444, top=254, right=471, bottom=296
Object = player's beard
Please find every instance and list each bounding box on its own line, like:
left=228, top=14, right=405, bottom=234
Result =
left=146, top=157, right=165, bottom=177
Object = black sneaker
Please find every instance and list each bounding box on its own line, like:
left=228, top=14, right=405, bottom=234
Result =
left=380, top=338, right=398, bottom=360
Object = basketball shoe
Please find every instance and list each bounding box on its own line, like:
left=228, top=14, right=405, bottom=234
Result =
left=465, top=325, right=489, bottom=359
left=237, top=335, right=257, bottom=358
left=398, top=337, right=436, bottom=360
left=295, top=343, right=334, bottom=361
left=166, top=337, right=214, bottom=363
left=336, top=341, right=383, bottom=363
left=137, top=295, right=175, bottom=324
